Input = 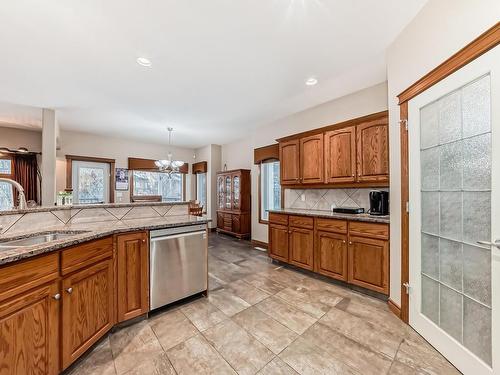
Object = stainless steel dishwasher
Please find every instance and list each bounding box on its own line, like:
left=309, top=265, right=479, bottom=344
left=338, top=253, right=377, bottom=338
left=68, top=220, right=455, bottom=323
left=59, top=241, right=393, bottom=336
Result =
left=150, top=224, right=207, bottom=310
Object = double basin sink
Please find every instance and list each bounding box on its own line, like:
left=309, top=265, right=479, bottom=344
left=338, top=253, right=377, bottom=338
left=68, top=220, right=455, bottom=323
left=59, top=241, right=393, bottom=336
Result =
left=0, top=231, right=89, bottom=249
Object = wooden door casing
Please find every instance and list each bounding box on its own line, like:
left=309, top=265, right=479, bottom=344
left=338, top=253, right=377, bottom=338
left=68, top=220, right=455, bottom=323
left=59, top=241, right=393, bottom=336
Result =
left=324, top=127, right=356, bottom=183
left=0, top=282, right=60, bottom=375
left=356, top=120, right=389, bottom=183
left=117, top=232, right=149, bottom=323
left=300, top=134, right=324, bottom=184
left=279, top=139, right=300, bottom=185
left=289, top=227, right=314, bottom=271
left=348, top=235, right=389, bottom=294
left=269, top=224, right=289, bottom=262
left=61, top=258, right=114, bottom=369
left=315, top=231, right=348, bottom=281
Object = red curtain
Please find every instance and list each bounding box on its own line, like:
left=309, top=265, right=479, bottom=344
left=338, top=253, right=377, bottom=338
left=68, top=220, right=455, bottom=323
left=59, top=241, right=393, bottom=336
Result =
left=13, top=154, right=40, bottom=204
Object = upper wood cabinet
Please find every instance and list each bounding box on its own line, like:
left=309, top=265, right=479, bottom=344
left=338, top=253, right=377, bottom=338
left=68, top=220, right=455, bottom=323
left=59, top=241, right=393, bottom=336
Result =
left=116, top=231, right=149, bottom=323
left=356, top=119, right=389, bottom=183
left=279, top=139, right=300, bottom=185
left=324, top=126, right=356, bottom=184
left=300, top=134, right=324, bottom=184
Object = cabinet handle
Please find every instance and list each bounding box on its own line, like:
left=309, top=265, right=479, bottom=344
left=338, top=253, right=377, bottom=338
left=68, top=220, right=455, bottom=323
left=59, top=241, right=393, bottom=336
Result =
left=53, top=293, right=61, bottom=300
left=66, top=287, right=73, bottom=294
left=142, top=239, right=146, bottom=243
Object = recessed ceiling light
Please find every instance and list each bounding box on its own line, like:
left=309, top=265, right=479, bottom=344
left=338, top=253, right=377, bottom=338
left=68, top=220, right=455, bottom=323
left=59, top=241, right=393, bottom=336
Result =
left=305, top=77, right=318, bottom=86
left=136, top=57, right=152, bottom=67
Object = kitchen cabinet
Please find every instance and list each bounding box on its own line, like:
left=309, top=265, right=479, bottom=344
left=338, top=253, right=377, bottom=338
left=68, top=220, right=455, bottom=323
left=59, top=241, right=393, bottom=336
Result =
left=300, top=134, right=324, bottom=184
left=356, top=119, right=389, bottom=183
left=61, top=257, right=114, bottom=369
left=116, top=231, right=149, bottom=323
left=268, top=223, right=289, bottom=262
left=315, top=231, right=348, bottom=281
left=324, top=126, right=356, bottom=183
left=216, top=169, right=251, bottom=238
left=289, top=227, right=314, bottom=271
left=0, top=282, right=60, bottom=375
left=279, top=139, right=300, bottom=185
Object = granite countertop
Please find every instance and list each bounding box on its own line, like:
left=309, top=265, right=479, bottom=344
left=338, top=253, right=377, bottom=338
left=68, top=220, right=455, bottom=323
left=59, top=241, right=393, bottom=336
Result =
left=268, top=208, right=390, bottom=224
left=0, top=215, right=210, bottom=266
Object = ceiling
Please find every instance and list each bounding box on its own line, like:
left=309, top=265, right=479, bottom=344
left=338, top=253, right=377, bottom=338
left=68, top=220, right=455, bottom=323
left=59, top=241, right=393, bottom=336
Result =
left=0, top=0, right=427, bottom=148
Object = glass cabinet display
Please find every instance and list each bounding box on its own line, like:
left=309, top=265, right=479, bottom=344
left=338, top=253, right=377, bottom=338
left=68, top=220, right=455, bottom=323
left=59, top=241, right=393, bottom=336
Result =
left=232, top=176, right=240, bottom=209
left=225, top=176, right=231, bottom=209
left=217, top=176, right=224, bottom=209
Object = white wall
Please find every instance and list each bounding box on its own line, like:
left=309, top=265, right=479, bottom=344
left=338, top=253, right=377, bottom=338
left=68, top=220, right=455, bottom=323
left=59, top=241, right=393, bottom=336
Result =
left=0, top=127, right=42, bottom=151
left=387, top=0, right=500, bottom=306
left=194, top=144, right=221, bottom=229
left=221, top=82, right=388, bottom=243
left=57, top=130, right=196, bottom=203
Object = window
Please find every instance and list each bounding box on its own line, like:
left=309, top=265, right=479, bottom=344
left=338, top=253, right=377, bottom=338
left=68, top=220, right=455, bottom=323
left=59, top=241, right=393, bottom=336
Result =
left=132, top=171, right=183, bottom=202
left=0, top=157, right=14, bottom=210
left=72, top=160, right=110, bottom=204
left=260, top=161, right=281, bottom=222
left=196, top=173, right=207, bottom=213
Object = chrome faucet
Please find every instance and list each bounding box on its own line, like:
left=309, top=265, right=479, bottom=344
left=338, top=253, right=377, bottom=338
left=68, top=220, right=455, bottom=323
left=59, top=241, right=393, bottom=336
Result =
left=0, top=178, right=27, bottom=210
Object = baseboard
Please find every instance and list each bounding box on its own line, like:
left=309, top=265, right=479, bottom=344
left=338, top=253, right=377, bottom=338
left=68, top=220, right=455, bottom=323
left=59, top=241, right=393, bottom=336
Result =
left=251, top=239, right=268, bottom=250
left=388, top=298, right=402, bottom=319
left=209, top=227, right=216, bottom=232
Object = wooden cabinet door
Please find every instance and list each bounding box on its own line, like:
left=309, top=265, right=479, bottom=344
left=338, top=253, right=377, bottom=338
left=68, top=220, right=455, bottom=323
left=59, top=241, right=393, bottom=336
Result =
left=356, top=120, right=389, bottom=182
left=289, top=227, right=314, bottom=271
left=61, top=258, right=114, bottom=369
left=315, top=231, right=348, bottom=281
left=223, top=213, right=232, bottom=231
left=231, top=214, right=241, bottom=233
left=324, top=127, right=356, bottom=183
left=300, top=134, right=324, bottom=184
left=117, top=232, right=149, bottom=323
left=279, top=139, right=300, bottom=185
left=348, top=235, right=389, bottom=294
left=0, top=282, right=60, bottom=375
left=268, top=224, right=289, bottom=262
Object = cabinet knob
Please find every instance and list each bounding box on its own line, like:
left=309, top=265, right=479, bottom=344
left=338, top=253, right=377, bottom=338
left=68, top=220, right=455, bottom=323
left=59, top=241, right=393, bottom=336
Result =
left=53, top=293, right=61, bottom=300
left=342, top=240, right=346, bottom=244
left=349, top=241, right=352, bottom=245
left=142, top=239, right=146, bottom=243
left=66, top=287, right=73, bottom=294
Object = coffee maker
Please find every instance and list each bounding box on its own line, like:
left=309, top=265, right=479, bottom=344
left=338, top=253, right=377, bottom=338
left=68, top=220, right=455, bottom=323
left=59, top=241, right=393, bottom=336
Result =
left=369, top=190, right=389, bottom=216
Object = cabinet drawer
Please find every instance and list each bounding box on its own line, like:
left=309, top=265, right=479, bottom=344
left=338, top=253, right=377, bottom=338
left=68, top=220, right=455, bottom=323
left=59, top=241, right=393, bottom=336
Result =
left=289, top=215, right=314, bottom=229
left=315, top=218, right=347, bottom=234
left=0, top=253, right=59, bottom=303
left=269, top=212, right=288, bottom=226
left=61, top=236, right=113, bottom=275
left=349, top=221, right=389, bottom=240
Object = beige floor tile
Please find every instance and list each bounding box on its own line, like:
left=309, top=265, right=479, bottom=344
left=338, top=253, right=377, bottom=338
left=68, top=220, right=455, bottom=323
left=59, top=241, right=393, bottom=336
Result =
left=109, top=321, right=164, bottom=374
left=258, top=268, right=305, bottom=286
left=257, top=357, right=299, bottom=375
left=149, top=309, right=199, bottom=351
left=180, top=298, right=228, bottom=331
left=388, top=361, right=423, bottom=375
left=167, top=334, right=236, bottom=375
left=256, top=296, right=317, bottom=334
left=203, top=320, right=274, bottom=375
left=68, top=337, right=116, bottom=375
left=279, top=337, right=359, bottom=375
left=227, top=279, right=271, bottom=305
left=121, top=352, right=176, bottom=375
left=275, top=286, right=336, bottom=319
left=319, top=308, right=402, bottom=359
left=208, top=288, right=251, bottom=316
left=242, top=274, right=287, bottom=295
left=232, top=306, right=297, bottom=354
left=301, top=322, right=392, bottom=375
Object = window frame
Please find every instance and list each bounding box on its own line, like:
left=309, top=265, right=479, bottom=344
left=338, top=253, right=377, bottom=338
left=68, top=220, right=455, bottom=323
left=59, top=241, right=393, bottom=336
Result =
left=258, top=159, right=282, bottom=224
left=0, top=155, right=14, bottom=209
left=195, top=172, right=207, bottom=214
left=130, top=170, right=186, bottom=202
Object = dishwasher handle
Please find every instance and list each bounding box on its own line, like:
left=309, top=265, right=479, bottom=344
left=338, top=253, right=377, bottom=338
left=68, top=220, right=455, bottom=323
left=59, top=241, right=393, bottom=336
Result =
left=150, top=230, right=206, bottom=242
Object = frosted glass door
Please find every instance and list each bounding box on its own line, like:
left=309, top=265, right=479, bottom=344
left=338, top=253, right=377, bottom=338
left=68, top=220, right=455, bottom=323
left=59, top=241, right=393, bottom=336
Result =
left=408, top=46, right=499, bottom=375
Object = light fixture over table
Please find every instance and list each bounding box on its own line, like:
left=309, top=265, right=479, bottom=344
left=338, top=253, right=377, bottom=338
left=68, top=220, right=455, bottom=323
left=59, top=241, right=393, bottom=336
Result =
left=155, top=127, right=185, bottom=176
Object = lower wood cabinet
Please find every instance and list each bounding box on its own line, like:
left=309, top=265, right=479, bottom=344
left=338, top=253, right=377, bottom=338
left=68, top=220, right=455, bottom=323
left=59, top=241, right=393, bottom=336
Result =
left=289, top=227, right=314, bottom=271
left=315, top=231, right=348, bottom=281
left=268, top=223, right=289, bottom=262
left=116, top=231, right=149, bottom=322
left=61, top=257, right=114, bottom=369
left=348, top=235, right=389, bottom=294
left=0, top=281, right=60, bottom=375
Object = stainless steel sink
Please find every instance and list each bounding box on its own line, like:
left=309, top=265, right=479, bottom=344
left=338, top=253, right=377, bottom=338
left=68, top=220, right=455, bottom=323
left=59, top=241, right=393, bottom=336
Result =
left=0, top=231, right=88, bottom=248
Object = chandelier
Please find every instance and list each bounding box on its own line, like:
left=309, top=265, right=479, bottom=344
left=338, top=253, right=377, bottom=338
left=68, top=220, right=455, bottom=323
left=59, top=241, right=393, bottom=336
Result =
left=155, top=127, right=185, bottom=175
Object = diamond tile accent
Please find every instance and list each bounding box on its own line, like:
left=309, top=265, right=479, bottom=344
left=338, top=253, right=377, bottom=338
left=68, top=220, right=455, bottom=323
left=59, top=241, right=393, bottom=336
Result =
left=152, top=205, right=172, bottom=216
left=69, top=208, right=116, bottom=224
left=0, top=214, right=23, bottom=234
left=106, top=207, right=133, bottom=220
left=285, top=188, right=384, bottom=211
left=166, top=204, right=189, bottom=216
left=122, top=206, right=161, bottom=220
left=7, top=212, right=65, bottom=234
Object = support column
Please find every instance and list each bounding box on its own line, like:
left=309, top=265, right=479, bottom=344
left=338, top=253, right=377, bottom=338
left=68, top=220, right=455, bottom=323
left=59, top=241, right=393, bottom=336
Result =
left=41, top=108, right=57, bottom=206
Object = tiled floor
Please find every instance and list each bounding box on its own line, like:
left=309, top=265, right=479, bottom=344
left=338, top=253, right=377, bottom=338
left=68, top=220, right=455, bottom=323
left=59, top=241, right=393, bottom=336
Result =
left=68, top=233, right=460, bottom=375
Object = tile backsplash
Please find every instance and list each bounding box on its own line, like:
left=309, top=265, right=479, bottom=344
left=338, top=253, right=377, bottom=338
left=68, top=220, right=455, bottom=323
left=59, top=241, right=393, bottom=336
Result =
left=284, top=188, right=388, bottom=211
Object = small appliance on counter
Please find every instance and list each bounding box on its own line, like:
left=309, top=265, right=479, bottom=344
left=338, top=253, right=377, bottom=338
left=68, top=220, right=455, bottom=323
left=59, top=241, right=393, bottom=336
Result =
left=369, top=190, right=389, bottom=216
left=331, top=207, right=365, bottom=214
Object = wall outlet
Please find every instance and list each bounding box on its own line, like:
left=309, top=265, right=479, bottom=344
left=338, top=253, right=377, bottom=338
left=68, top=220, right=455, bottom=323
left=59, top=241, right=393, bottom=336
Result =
left=301, top=194, right=306, bottom=202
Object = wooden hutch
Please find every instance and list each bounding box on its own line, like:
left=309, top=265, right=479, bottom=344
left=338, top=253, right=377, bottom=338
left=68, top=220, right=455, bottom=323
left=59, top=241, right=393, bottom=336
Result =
left=216, top=169, right=251, bottom=238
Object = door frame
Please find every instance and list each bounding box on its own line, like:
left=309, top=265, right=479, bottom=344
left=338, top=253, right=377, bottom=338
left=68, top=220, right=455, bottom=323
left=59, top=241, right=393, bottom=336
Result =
left=398, top=22, right=500, bottom=323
